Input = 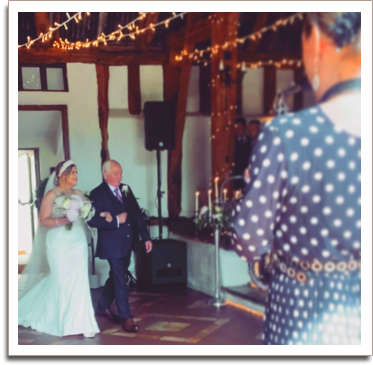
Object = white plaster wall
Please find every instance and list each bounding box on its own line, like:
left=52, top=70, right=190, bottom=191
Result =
left=107, top=110, right=168, bottom=217
left=18, top=110, right=64, bottom=179
left=18, top=63, right=102, bottom=192
left=186, top=66, right=200, bottom=113
left=140, top=65, right=163, bottom=105
left=109, top=66, right=128, bottom=109
left=242, top=68, right=264, bottom=116
left=276, top=69, right=295, bottom=110
left=181, top=115, right=212, bottom=217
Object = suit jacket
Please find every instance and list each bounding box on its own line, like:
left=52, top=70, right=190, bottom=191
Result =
left=88, top=182, right=150, bottom=259
left=233, top=136, right=252, bottom=176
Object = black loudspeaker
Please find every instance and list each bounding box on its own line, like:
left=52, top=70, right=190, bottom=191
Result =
left=135, top=239, right=187, bottom=288
left=144, top=101, right=175, bottom=150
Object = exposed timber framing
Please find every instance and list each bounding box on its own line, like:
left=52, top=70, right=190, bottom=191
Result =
left=95, top=64, right=110, bottom=165
left=19, top=47, right=166, bottom=65
left=167, top=13, right=196, bottom=218
left=135, top=13, right=159, bottom=51
left=128, top=63, right=141, bottom=114
left=263, top=66, right=277, bottom=114
left=210, top=12, right=240, bottom=187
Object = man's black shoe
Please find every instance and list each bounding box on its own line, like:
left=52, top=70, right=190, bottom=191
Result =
left=95, top=308, right=120, bottom=323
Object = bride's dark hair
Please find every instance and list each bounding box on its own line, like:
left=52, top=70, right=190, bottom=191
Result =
left=54, top=160, right=76, bottom=186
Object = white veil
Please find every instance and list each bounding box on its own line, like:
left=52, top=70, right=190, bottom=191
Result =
left=18, top=171, right=56, bottom=299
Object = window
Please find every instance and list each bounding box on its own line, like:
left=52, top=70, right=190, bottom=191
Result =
left=19, top=64, right=68, bottom=91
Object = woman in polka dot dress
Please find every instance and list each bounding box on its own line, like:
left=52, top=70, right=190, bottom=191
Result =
left=230, top=13, right=361, bottom=345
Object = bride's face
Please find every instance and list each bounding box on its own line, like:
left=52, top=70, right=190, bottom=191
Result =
left=64, top=166, right=78, bottom=187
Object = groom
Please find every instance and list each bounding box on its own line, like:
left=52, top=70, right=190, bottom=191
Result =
left=88, top=160, right=152, bottom=333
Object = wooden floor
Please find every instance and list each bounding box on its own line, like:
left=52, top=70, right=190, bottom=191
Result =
left=18, top=285, right=264, bottom=345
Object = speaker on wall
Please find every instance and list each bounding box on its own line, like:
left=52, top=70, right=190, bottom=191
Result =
left=135, top=239, right=187, bottom=288
left=144, top=101, right=176, bottom=151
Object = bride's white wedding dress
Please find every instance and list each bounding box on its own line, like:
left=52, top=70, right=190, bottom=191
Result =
left=18, top=193, right=99, bottom=337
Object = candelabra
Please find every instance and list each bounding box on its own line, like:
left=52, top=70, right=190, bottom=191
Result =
left=195, top=174, right=271, bottom=304
left=207, top=175, right=243, bottom=308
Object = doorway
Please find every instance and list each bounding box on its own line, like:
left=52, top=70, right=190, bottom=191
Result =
left=18, top=149, right=39, bottom=266
left=18, top=105, right=70, bottom=268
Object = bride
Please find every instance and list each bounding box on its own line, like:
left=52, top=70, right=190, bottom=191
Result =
left=18, top=160, right=100, bottom=338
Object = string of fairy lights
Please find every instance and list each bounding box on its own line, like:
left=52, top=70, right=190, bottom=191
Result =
left=203, top=13, right=304, bottom=183
left=52, top=12, right=187, bottom=50
left=174, top=12, right=304, bottom=67
left=18, top=12, right=187, bottom=50
left=19, top=11, right=302, bottom=190
left=18, top=12, right=90, bottom=49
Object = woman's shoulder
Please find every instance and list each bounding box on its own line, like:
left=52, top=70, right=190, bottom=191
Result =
left=44, top=188, right=58, bottom=199
left=265, top=105, right=334, bottom=140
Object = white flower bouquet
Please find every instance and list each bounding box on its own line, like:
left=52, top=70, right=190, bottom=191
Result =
left=54, top=194, right=95, bottom=230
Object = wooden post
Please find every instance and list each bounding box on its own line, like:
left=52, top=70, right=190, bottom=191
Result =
left=128, top=63, right=141, bottom=115
left=263, top=66, right=277, bottom=114
left=166, top=14, right=195, bottom=218
left=95, top=64, right=110, bottom=164
left=210, top=12, right=239, bottom=186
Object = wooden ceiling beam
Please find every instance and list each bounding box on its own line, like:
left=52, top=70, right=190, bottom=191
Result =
left=126, top=13, right=159, bottom=115
left=34, top=13, right=52, bottom=40
left=238, top=50, right=300, bottom=63
left=246, top=13, right=268, bottom=53
left=135, top=12, right=159, bottom=50
left=167, top=16, right=211, bottom=51
left=18, top=47, right=166, bottom=65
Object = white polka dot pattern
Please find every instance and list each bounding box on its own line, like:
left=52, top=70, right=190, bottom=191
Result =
left=229, top=106, right=361, bottom=345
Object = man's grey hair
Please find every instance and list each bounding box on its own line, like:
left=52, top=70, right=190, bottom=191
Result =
left=102, top=160, right=121, bottom=175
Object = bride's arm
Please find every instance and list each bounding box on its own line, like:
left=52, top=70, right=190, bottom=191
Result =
left=39, top=191, right=71, bottom=228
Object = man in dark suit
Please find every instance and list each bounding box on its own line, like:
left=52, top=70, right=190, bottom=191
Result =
left=232, top=118, right=261, bottom=190
left=88, top=160, right=152, bottom=333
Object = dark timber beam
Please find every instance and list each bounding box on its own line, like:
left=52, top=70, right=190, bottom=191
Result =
left=167, top=13, right=195, bottom=218
left=263, top=66, right=276, bottom=114
left=127, top=63, right=141, bottom=114
left=135, top=12, right=159, bottom=51
left=210, top=12, right=240, bottom=185
left=95, top=64, right=110, bottom=164
left=34, top=12, right=55, bottom=43
left=18, top=47, right=166, bottom=65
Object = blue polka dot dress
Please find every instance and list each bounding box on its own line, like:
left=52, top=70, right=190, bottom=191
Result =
left=230, top=105, right=361, bottom=345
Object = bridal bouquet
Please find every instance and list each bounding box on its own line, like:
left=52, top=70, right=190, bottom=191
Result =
left=54, top=194, right=95, bottom=230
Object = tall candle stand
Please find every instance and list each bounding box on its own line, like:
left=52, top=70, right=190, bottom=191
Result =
left=208, top=175, right=244, bottom=308
left=208, top=198, right=226, bottom=308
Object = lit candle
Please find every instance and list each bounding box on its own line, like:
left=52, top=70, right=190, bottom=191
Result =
left=208, top=189, right=212, bottom=213
left=223, top=188, right=228, bottom=201
left=195, top=191, right=200, bottom=215
left=234, top=190, right=242, bottom=199
left=214, top=177, right=219, bottom=200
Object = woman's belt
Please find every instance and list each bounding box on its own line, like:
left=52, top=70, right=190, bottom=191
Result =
left=271, top=252, right=360, bottom=283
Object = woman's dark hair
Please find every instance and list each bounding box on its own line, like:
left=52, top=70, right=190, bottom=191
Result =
left=54, top=160, right=76, bottom=186
left=303, top=12, right=361, bottom=49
